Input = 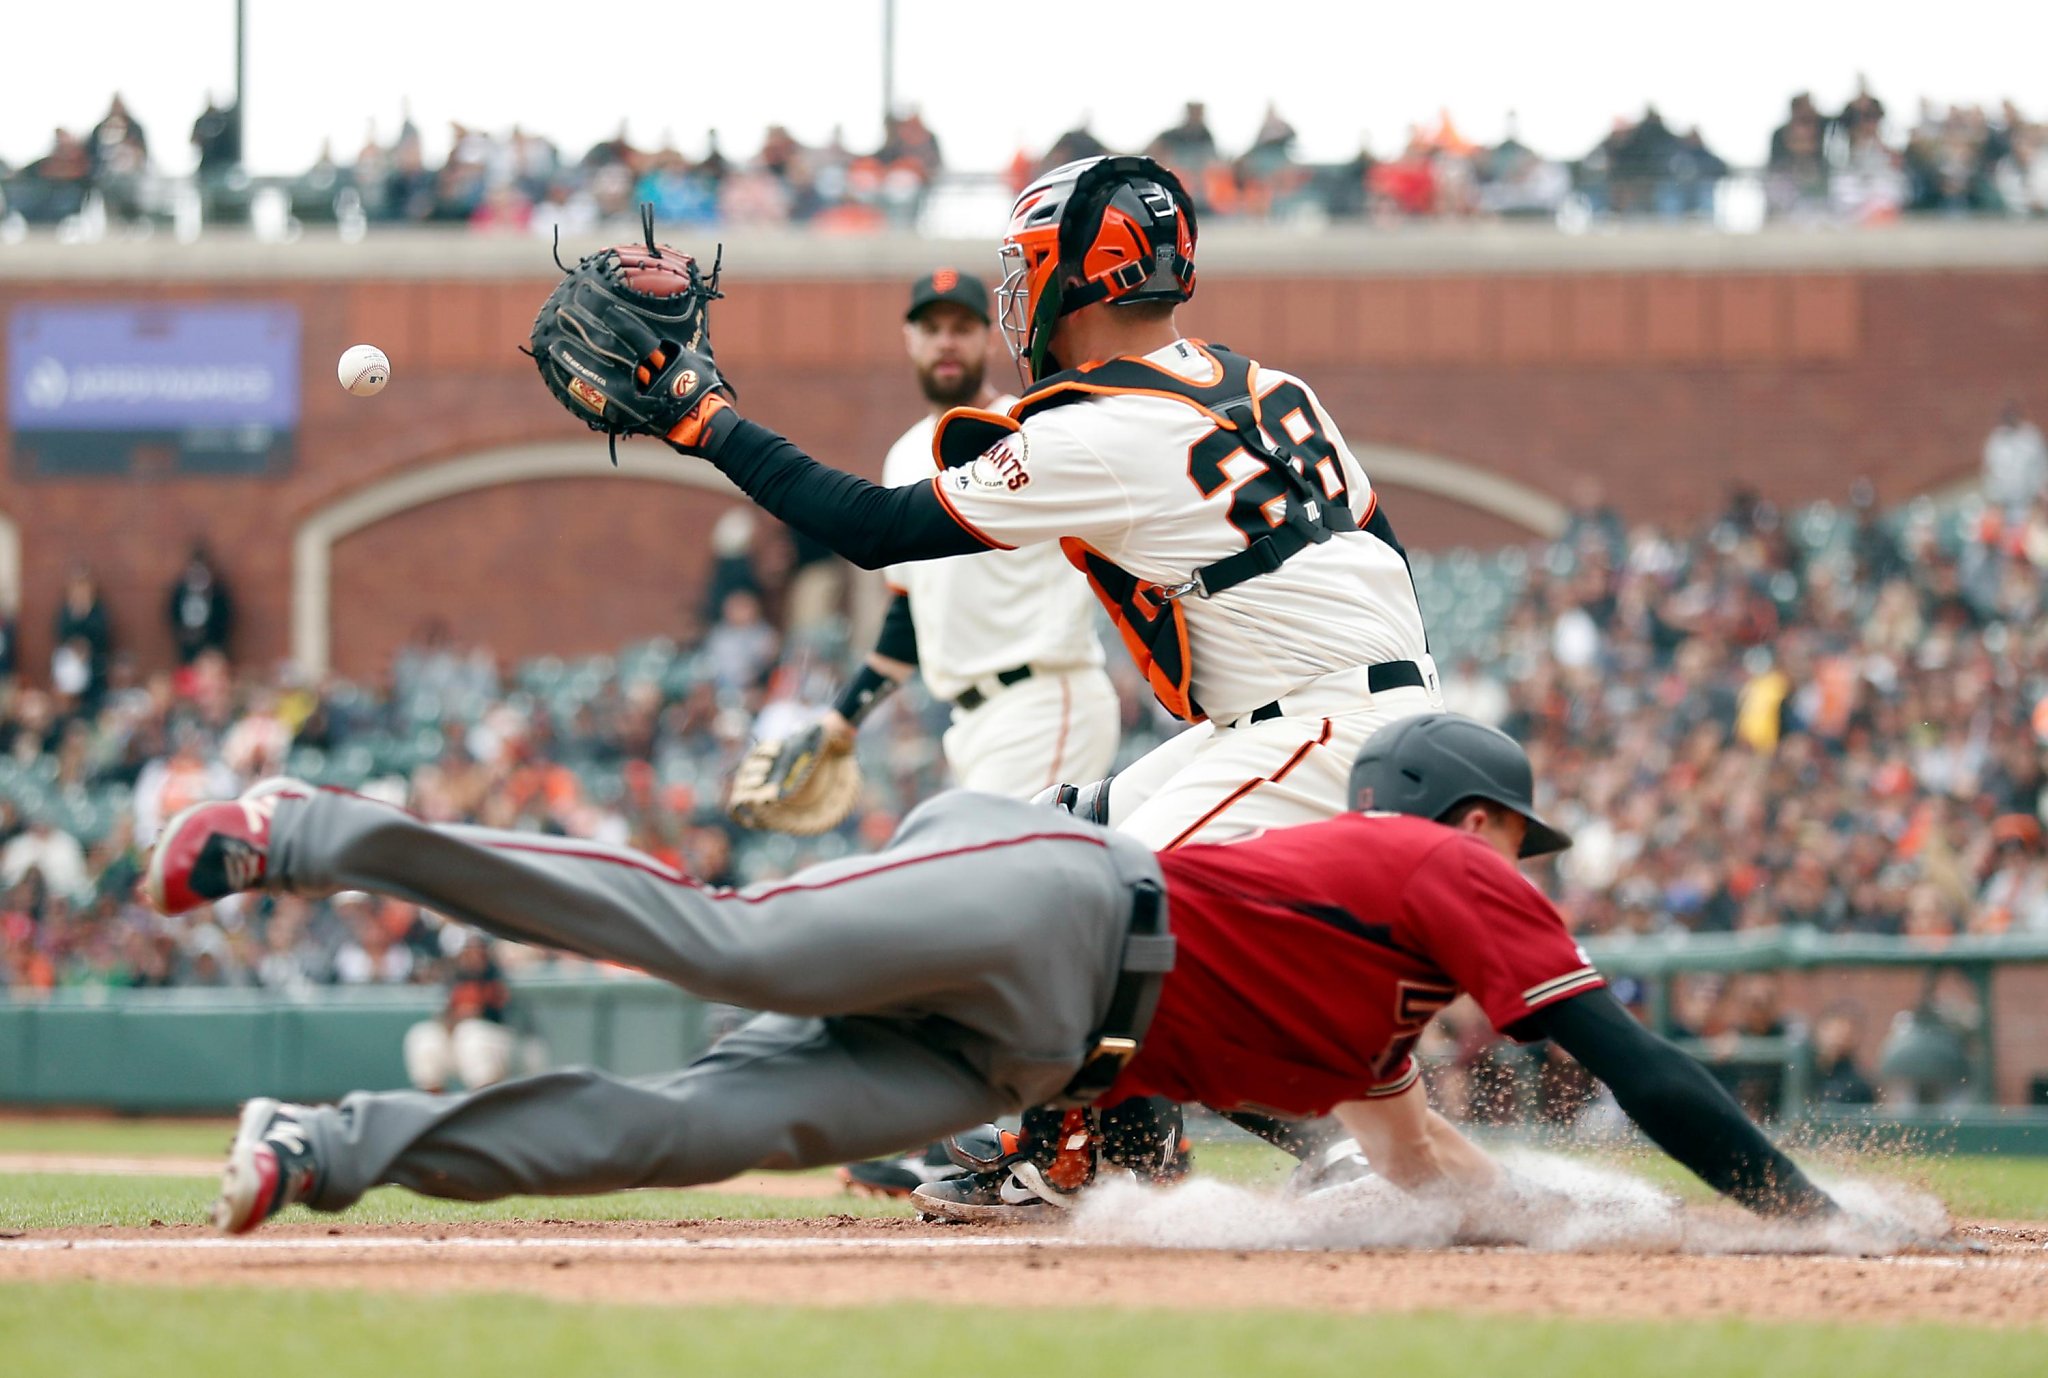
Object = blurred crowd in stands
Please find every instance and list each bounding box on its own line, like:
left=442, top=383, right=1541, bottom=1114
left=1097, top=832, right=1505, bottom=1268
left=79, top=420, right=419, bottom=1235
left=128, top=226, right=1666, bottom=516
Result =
left=1503, top=402, right=2048, bottom=948
left=2, top=403, right=2046, bottom=1092
left=9, top=82, right=2048, bottom=235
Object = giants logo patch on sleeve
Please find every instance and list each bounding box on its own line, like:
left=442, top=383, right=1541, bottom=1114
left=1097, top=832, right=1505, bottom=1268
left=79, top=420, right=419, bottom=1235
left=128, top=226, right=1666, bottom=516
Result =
left=951, top=433, right=1030, bottom=494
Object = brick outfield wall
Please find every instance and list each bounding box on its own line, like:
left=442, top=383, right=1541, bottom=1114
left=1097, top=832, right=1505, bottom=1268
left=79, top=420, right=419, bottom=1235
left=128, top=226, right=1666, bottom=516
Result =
left=1753, top=964, right=2047, bottom=1109
left=0, top=265, right=2044, bottom=678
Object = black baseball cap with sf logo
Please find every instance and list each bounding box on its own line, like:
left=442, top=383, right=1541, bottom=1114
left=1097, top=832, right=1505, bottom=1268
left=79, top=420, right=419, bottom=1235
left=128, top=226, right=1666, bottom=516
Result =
left=907, top=268, right=991, bottom=324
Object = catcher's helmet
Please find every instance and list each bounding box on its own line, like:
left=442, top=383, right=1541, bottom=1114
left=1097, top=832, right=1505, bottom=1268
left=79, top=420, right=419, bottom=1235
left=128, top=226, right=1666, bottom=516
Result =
left=1348, top=713, right=1573, bottom=859
left=997, top=155, right=1198, bottom=383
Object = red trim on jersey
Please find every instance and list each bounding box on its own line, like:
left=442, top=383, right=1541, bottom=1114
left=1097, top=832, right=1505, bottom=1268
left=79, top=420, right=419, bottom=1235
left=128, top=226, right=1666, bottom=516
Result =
left=1161, top=718, right=1334, bottom=850
left=484, top=830, right=1105, bottom=904
left=928, top=475, right=1015, bottom=551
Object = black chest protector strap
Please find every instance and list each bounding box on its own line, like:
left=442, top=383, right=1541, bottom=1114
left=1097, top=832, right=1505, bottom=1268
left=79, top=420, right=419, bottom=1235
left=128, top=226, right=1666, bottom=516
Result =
left=1016, top=344, right=1356, bottom=600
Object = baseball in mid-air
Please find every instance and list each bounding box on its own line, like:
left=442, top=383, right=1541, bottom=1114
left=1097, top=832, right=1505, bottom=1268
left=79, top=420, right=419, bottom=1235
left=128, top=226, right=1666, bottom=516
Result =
left=337, top=344, right=391, bottom=397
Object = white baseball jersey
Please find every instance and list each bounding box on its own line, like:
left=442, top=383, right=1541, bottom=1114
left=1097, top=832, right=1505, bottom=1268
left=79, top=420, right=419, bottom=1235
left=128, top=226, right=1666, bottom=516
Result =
left=930, top=340, right=1428, bottom=725
left=880, top=409, right=1107, bottom=705
left=878, top=406, right=1118, bottom=799
left=927, top=339, right=1440, bottom=847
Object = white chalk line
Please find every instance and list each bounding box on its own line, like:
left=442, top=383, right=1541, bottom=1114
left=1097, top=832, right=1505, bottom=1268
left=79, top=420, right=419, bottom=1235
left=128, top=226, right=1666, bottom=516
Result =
left=0, top=1235, right=2021, bottom=1266
left=0, top=1233, right=1069, bottom=1256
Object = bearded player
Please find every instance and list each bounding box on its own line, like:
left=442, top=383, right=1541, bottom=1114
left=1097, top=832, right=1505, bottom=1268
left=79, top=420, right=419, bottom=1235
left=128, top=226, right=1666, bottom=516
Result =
left=736, top=270, right=1119, bottom=815
left=528, top=162, right=1443, bottom=1210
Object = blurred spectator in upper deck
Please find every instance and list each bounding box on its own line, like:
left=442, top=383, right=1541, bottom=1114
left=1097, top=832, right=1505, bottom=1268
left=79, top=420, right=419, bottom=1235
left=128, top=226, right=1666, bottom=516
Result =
left=191, top=95, right=240, bottom=178
left=17, top=129, right=92, bottom=222
left=1041, top=118, right=1109, bottom=177
left=1150, top=101, right=1220, bottom=193
left=1479, top=114, right=1570, bottom=218
left=86, top=95, right=149, bottom=220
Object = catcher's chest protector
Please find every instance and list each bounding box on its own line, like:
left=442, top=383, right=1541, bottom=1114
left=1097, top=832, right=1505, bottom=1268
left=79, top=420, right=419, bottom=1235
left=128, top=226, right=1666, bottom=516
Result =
left=939, top=345, right=1355, bottom=723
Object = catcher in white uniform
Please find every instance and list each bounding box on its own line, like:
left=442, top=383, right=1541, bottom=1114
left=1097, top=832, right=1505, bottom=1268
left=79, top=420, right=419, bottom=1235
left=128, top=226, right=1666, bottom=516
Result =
left=714, top=158, right=1438, bottom=847
left=547, top=155, right=1443, bottom=1212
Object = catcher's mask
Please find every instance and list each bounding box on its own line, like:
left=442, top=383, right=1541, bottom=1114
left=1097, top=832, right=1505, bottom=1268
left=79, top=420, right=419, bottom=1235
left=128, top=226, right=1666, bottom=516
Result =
left=997, top=155, right=1198, bottom=384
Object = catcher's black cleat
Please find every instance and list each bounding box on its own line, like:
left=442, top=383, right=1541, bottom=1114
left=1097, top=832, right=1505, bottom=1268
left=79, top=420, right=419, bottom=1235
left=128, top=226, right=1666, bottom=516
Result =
left=911, top=1167, right=1064, bottom=1224
left=836, top=1143, right=960, bottom=1199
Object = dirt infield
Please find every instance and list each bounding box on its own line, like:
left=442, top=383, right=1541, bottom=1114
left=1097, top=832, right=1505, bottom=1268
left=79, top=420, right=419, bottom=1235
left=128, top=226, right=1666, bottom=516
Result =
left=4, top=1217, right=2044, bottom=1327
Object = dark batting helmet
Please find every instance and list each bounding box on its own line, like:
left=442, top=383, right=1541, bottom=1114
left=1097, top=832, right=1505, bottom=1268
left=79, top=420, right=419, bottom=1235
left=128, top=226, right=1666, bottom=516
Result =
left=1348, top=713, right=1573, bottom=858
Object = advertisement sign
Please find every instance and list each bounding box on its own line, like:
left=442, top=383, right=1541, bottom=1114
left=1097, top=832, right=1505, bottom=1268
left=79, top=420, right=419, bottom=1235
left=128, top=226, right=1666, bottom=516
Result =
left=6, top=304, right=300, bottom=476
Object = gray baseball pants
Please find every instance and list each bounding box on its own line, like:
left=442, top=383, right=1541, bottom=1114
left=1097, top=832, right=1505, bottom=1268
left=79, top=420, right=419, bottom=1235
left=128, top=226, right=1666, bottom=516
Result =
left=262, top=787, right=1164, bottom=1211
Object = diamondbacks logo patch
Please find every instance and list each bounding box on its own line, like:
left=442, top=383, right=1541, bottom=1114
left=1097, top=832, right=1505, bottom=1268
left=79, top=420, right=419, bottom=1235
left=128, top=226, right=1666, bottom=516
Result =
left=567, top=377, right=607, bottom=416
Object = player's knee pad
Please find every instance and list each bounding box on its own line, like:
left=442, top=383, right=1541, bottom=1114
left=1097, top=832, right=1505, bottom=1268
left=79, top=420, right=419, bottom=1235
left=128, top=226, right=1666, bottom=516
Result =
left=402, top=1020, right=455, bottom=1092
left=1033, top=775, right=1113, bottom=825
left=451, top=1018, right=517, bottom=1089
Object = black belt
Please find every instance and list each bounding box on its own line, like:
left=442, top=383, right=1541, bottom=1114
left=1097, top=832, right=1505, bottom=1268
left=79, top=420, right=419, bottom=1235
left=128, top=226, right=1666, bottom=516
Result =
left=953, top=664, right=1034, bottom=712
left=1246, top=659, right=1425, bottom=725
left=1059, top=878, right=1174, bottom=1104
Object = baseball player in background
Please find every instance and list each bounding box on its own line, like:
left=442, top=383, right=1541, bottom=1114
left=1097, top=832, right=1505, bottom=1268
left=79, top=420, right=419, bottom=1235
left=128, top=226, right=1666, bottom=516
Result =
left=148, top=716, right=1842, bottom=1235
left=829, top=269, right=1119, bottom=796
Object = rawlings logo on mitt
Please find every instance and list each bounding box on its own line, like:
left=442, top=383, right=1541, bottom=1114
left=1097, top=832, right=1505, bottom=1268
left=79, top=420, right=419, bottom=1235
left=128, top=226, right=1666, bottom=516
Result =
left=528, top=204, right=733, bottom=462
left=727, top=723, right=863, bottom=837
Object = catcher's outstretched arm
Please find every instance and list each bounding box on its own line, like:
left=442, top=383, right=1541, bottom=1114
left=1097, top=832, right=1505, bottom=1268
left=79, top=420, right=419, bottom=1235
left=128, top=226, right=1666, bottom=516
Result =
left=685, top=419, right=988, bottom=568
left=1517, top=987, right=1836, bottom=1218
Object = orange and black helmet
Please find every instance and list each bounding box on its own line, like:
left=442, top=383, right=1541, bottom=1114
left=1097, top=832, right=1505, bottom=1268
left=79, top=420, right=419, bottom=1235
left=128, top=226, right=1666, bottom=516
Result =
left=997, top=155, right=1198, bottom=383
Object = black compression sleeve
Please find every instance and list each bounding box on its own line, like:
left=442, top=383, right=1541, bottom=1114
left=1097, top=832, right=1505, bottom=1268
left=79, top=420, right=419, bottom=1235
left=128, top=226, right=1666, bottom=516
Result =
left=874, top=591, right=920, bottom=666
left=1518, top=988, right=1836, bottom=1218
left=831, top=663, right=897, bottom=726
left=692, top=418, right=989, bottom=568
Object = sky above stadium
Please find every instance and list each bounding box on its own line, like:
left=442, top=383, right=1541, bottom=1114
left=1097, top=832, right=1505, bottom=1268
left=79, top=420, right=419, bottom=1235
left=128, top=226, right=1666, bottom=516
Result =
left=6, top=0, right=2045, bottom=178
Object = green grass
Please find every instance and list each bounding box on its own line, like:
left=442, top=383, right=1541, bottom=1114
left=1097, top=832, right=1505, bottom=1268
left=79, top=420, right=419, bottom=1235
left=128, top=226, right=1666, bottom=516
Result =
left=1571, top=1144, right=2048, bottom=1218
left=0, top=1115, right=238, bottom=1158
left=3, top=1285, right=2041, bottom=1377
left=0, top=1172, right=908, bottom=1232
left=2, top=1116, right=2041, bottom=1227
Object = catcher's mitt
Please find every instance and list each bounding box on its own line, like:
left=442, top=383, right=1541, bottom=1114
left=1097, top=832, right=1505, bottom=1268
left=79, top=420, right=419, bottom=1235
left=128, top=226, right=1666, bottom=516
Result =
left=528, top=204, right=733, bottom=461
left=727, top=723, right=862, bottom=836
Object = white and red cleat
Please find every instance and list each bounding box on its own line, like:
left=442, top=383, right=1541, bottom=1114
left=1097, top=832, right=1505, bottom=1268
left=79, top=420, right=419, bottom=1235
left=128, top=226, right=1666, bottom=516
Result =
left=143, top=778, right=311, bottom=916
left=213, top=1097, right=321, bottom=1236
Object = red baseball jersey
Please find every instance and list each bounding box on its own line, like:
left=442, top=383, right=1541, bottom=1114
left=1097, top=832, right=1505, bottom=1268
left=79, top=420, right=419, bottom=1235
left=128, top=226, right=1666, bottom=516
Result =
left=1107, top=813, right=1603, bottom=1117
